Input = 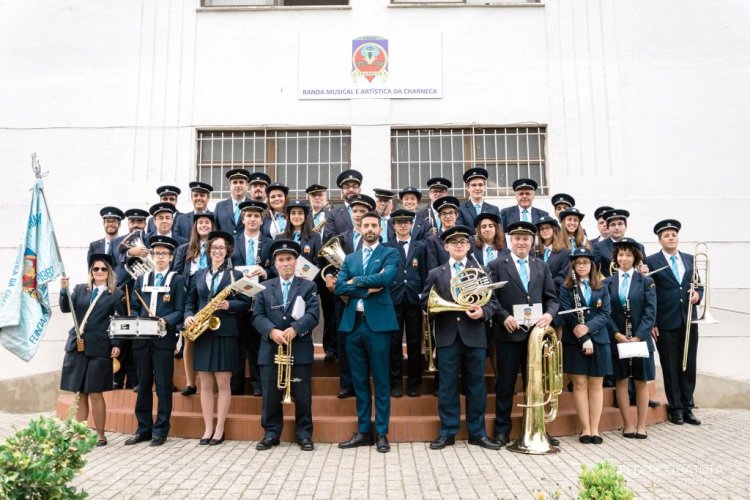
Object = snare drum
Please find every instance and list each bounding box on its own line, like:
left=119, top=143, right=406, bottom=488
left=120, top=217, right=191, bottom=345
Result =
left=108, top=317, right=167, bottom=339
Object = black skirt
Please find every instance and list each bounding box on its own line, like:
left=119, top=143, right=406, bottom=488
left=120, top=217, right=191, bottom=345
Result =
left=193, top=335, right=240, bottom=373
left=60, top=351, right=114, bottom=393
left=563, top=342, right=612, bottom=377
left=611, top=342, right=656, bottom=381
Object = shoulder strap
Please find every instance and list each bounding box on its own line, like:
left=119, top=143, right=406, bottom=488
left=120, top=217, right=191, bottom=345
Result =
left=80, top=287, right=105, bottom=334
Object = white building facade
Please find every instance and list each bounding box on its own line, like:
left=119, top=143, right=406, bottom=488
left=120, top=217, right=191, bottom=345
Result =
left=1, top=0, right=748, bottom=408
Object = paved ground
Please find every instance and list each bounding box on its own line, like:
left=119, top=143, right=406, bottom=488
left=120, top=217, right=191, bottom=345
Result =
left=1, top=409, right=748, bottom=499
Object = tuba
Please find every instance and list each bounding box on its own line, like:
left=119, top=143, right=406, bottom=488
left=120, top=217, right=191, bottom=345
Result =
left=427, top=267, right=504, bottom=314
left=317, top=235, right=346, bottom=279
left=119, top=230, right=155, bottom=279
left=507, top=325, right=563, bottom=455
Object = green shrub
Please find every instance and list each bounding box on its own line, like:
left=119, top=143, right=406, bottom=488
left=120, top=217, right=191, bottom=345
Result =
left=0, top=413, right=96, bottom=499
left=579, top=461, right=635, bottom=500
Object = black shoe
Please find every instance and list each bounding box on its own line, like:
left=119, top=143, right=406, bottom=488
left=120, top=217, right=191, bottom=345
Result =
left=132, top=385, right=140, bottom=393
left=181, top=385, right=197, bottom=396
left=391, top=387, right=404, bottom=398
left=591, top=435, right=604, bottom=445
left=648, top=399, right=661, bottom=408
left=623, top=431, right=636, bottom=439
left=429, top=435, right=455, bottom=450
left=253, top=388, right=262, bottom=397
left=124, top=433, right=151, bottom=445
left=376, top=434, right=390, bottom=453
left=112, top=382, right=123, bottom=390
left=683, top=411, right=701, bottom=425
left=256, top=437, right=280, bottom=451
left=635, top=432, right=648, bottom=439
left=669, top=411, right=685, bottom=425
left=547, top=434, right=560, bottom=447
left=324, top=351, right=336, bottom=362
left=406, top=387, right=421, bottom=397
left=337, top=387, right=355, bottom=399
left=209, top=434, right=225, bottom=446
left=493, top=434, right=510, bottom=447
left=96, top=438, right=108, bottom=447
left=199, top=437, right=211, bottom=445
left=298, top=437, right=314, bottom=451
left=579, top=435, right=592, bottom=444
left=338, top=432, right=373, bottom=449
left=150, top=436, right=166, bottom=446
left=468, top=436, right=500, bottom=450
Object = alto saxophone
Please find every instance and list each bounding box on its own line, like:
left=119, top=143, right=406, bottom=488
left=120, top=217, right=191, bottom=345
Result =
left=182, top=285, right=234, bottom=342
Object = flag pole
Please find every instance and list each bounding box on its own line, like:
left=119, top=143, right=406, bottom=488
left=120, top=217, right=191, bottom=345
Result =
left=31, top=154, right=82, bottom=341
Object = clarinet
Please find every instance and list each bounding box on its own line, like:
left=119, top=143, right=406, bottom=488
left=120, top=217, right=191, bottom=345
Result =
left=624, top=299, right=633, bottom=376
left=570, top=269, right=586, bottom=325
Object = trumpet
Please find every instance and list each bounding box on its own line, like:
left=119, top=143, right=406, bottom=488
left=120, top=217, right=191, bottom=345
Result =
left=275, top=337, right=299, bottom=404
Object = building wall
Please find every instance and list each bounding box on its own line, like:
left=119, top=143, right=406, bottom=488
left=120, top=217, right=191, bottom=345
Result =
left=1, top=0, right=748, bottom=389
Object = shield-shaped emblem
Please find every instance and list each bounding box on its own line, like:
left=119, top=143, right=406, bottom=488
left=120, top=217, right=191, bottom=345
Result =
left=352, top=36, right=389, bottom=83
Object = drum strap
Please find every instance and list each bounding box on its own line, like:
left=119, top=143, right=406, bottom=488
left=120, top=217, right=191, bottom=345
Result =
left=141, top=271, right=177, bottom=315
left=80, top=286, right=105, bottom=335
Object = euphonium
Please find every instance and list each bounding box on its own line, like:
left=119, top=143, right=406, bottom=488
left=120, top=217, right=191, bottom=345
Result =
left=317, top=235, right=346, bottom=279
left=275, top=339, right=296, bottom=404
left=120, top=230, right=155, bottom=279
left=182, top=285, right=233, bottom=342
left=507, top=325, right=563, bottom=455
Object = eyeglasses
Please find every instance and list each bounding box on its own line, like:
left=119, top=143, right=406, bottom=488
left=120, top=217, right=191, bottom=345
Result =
left=210, top=247, right=226, bottom=252
left=151, top=251, right=170, bottom=257
left=91, top=267, right=109, bottom=272
left=574, top=261, right=592, bottom=267
left=448, top=239, right=469, bottom=247
left=440, top=211, right=457, bottom=218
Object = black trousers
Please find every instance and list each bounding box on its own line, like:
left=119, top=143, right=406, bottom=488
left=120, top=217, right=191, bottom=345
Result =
left=494, top=341, right=528, bottom=437
left=317, top=278, right=337, bottom=355
left=259, top=364, right=313, bottom=440
left=335, top=299, right=352, bottom=390
left=231, top=313, right=261, bottom=394
left=391, top=301, right=423, bottom=390
left=656, top=324, right=698, bottom=412
left=133, top=343, right=174, bottom=437
left=113, top=339, right=138, bottom=388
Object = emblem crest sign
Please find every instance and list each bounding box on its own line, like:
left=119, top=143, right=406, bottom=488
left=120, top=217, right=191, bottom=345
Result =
left=352, top=36, right=389, bottom=83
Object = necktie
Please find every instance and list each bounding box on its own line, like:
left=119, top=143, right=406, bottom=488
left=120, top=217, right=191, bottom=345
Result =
left=670, top=255, right=680, bottom=281
left=199, top=242, right=207, bottom=269
left=155, top=273, right=163, bottom=286
left=518, top=259, right=529, bottom=292
left=453, top=262, right=464, bottom=296
left=314, top=212, right=323, bottom=226
left=347, top=205, right=353, bottom=223
left=211, top=271, right=221, bottom=295
left=569, top=237, right=576, bottom=251
left=276, top=213, right=287, bottom=232
left=104, top=240, right=110, bottom=255
left=363, top=247, right=373, bottom=269
left=581, top=279, right=591, bottom=305
left=233, top=202, right=240, bottom=224
left=293, top=231, right=300, bottom=242
left=619, top=273, right=629, bottom=305
left=246, top=239, right=256, bottom=266
left=485, top=246, right=494, bottom=265
left=521, top=209, right=529, bottom=222
left=282, top=280, right=290, bottom=306
left=398, top=240, right=407, bottom=262
left=475, top=203, right=481, bottom=215
left=90, top=287, right=99, bottom=304
left=543, top=247, right=551, bottom=262
left=381, top=219, right=389, bottom=243
left=353, top=230, right=361, bottom=250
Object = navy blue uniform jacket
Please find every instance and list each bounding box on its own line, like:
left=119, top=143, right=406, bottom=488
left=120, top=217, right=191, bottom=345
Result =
left=644, top=251, right=703, bottom=330
left=605, top=272, right=657, bottom=351
left=558, top=285, right=611, bottom=345
left=60, top=285, right=125, bottom=357
left=384, top=239, right=427, bottom=306
left=184, top=268, right=251, bottom=337
left=130, top=272, right=187, bottom=350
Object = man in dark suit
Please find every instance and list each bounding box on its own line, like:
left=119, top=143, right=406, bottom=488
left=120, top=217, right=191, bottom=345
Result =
left=125, top=235, right=187, bottom=446
left=425, top=196, right=461, bottom=270
left=422, top=225, right=501, bottom=450
left=214, top=168, right=252, bottom=236
left=644, top=219, right=703, bottom=426
left=336, top=211, right=399, bottom=453
left=248, top=171, right=271, bottom=204
left=488, top=221, right=560, bottom=447
left=173, top=181, right=214, bottom=240
left=593, top=209, right=646, bottom=278
left=146, top=185, right=183, bottom=235
left=373, top=188, right=395, bottom=243
left=147, top=202, right=188, bottom=247
left=384, top=210, right=427, bottom=397
left=550, top=193, right=575, bottom=220
left=397, top=187, right=429, bottom=241
left=253, top=240, right=321, bottom=451
left=88, top=206, right=124, bottom=260
left=457, top=168, right=501, bottom=228
left=415, top=177, right=452, bottom=237
left=499, top=178, right=550, bottom=230
left=307, top=184, right=336, bottom=359
left=230, top=200, right=274, bottom=396
left=588, top=206, right=613, bottom=245
left=323, top=169, right=363, bottom=242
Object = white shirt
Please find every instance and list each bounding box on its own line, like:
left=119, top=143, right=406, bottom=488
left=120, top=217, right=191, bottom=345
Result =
left=662, top=250, right=685, bottom=282
left=104, top=238, right=112, bottom=255
left=517, top=205, right=532, bottom=221
left=243, top=233, right=261, bottom=262
left=206, top=269, right=225, bottom=291
left=396, top=237, right=411, bottom=258
left=448, top=257, right=468, bottom=277
left=510, top=252, right=532, bottom=281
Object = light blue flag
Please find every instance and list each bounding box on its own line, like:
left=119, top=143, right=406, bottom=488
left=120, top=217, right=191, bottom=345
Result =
left=0, top=179, right=64, bottom=361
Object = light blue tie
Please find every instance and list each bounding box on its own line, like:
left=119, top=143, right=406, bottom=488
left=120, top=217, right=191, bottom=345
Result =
left=518, top=259, right=529, bottom=292
left=543, top=247, right=551, bottom=262
left=353, top=230, right=361, bottom=249
left=670, top=255, right=680, bottom=282
left=521, top=209, right=529, bottom=222
left=276, top=213, right=287, bottom=232
left=381, top=219, right=389, bottom=243
left=347, top=205, right=353, bottom=223
left=453, top=262, right=463, bottom=296
left=282, top=280, right=290, bottom=306
left=293, top=231, right=300, bottom=242
left=246, top=239, right=255, bottom=266
left=619, top=273, right=629, bottom=306
left=90, top=287, right=99, bottom=304
left=211, top=272, right=220, bottom=295
left=233, top=202, right=240, bottom=224
left=363, top=247, right=373, bottom=269
left=569, top=237, right=576, bottom=251
left=475, top=203, right=481, bottom=215
left=581, top=279, right=591, bottom=305
left=314, top=212, right=323, bottom=226
left=485, top=246, right=494, bottom=265
left=155, top=273, right=163, bottom=286
left=199, top=242, right=207, bottom=269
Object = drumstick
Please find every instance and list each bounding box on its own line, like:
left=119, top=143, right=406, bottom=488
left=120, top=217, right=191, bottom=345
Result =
left=125, top=284, right=131, bottom=316
left=133, top=289, right=156, bottom=318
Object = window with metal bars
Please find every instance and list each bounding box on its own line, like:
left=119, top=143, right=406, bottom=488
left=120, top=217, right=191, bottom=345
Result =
left=390, top=127, right=547, bottom=199
left=196, top=129, right=351, bottom=200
